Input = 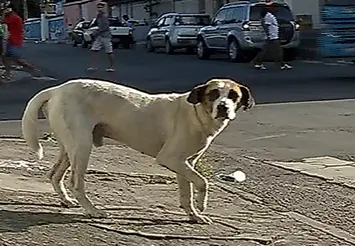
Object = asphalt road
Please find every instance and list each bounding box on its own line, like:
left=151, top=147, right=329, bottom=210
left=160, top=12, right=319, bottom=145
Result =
left=0, top=42, right=355, bottom=120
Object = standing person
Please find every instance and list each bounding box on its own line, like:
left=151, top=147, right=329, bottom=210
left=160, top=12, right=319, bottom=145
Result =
left=87, top=2, right=115, bottom=72
left=1, top=3, right=42, bottom=81
left=252, top=2, right=292, bottom=70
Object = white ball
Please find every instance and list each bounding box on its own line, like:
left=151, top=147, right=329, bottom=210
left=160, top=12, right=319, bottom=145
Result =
left=232, top=170, right=246, bottom=182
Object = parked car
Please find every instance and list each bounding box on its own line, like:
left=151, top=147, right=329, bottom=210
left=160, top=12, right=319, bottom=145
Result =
left=71, top=20, right=91, bottom=47
left=196, top=0, right=300, bottom=62
left=82, top=17, right=134, bottom=49
left=146, top=13, right=211, bottom=54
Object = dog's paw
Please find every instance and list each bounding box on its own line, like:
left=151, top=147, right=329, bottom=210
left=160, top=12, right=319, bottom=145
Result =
left=60, top=198, right=79, bottom=208
left=190, top=214, right=213, bottom=224
left=86, top=209, right=109, bottom=219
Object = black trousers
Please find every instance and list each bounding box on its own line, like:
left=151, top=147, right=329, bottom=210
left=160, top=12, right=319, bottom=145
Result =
left=253, top=39, right=285, bottom=66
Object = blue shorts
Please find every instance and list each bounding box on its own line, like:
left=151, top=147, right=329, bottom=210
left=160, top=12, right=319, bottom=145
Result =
left=6, top=43, right=23, bottom=58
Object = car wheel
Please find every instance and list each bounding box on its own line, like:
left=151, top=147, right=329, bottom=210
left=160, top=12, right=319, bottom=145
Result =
left=196, top=39, right=210, bottom=60
left=165, top=38, right=173, bottom=54
left=81, top=39, right=88, bottom=48
left=72, top=38, right=78, bottom=47
left=146, top=37, right=154, bottom=52
left=228, top=38, right=243, bottom=62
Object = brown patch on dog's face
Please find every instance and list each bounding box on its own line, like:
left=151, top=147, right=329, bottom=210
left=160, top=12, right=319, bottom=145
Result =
left=187, top=78, right=255, bottom=120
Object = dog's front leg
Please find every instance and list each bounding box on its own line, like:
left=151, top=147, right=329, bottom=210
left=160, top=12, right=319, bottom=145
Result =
left=157, top=155, right=211, bottom=224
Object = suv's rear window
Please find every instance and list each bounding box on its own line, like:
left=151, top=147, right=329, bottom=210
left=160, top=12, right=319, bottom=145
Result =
left=175, top=15, right=211, bottom=26
left=109, top=18, right=123, bottom=27
left=249, top=5, right=294, bottom=21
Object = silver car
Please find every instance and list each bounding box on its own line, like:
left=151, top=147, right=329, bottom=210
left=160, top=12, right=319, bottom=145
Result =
left=146, top=13, right=211, bottom=54
left=196, top=1, right=300, bottom=62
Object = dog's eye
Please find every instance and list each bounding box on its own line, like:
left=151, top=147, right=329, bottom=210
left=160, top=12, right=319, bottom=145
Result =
left=228, top=90, right=239, bottom=101
left=208, top=89, right=220, bottom=101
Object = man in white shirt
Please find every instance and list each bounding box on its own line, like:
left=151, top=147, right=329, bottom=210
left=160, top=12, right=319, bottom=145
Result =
left=252, top=2, right=292, bottom=70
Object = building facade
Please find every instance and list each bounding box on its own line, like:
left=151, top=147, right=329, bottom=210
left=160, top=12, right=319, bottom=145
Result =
left=108, top=0, right=322, bottom=28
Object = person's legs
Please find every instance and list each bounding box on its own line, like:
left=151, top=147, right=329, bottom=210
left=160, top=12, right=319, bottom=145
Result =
left=272, top=39, right=292, bottom=69
left=5, top=44, right=41, bottom=77
left=102, top=38, right=114, bottom=71
left=252, top=41, right=269, bottom=69
left=88, top=37, right=102, bottom=70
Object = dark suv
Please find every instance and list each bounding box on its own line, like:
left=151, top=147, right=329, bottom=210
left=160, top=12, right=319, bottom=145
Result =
left=196, top=0, right=300, bottom=62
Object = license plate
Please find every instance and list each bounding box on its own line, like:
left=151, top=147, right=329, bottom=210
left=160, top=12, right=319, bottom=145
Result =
left=112, top=38, right=120, bottom=43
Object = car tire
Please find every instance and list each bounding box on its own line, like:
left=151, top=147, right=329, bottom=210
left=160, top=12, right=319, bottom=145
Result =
left=72, top=38, right=78, bottom=47
left=196, top=39, right=210, bottom=60
left=165, top=38, right=173, bottom=54
left=146, top=37, right=154, bottom=52
left=81, top=39, right=88, bottom=48
left=228, top=38, right=243, bottom=62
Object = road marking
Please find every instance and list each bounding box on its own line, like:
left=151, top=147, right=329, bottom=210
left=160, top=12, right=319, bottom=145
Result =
left=247, top=134, right=287, bottom=141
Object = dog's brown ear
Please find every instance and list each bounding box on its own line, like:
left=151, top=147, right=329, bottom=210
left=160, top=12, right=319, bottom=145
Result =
left=187, top=84, right=208, bottom=104
left=240, top=86, right=255, bottom=111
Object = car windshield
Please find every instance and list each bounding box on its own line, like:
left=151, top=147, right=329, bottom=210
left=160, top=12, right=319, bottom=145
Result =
left=82, top=22, right=90, bottom=29
left=175, top=15, right=211, bottom=26
left=109, top=18, right=123, bottom=27
left=249, top=5, right=294, bottom=21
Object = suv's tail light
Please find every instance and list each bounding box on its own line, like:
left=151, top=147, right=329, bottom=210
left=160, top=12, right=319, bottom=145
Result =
left=242, top=21, right=250, bottom=31
left=242, top=21, right=261, bottom=31
left=295, top=22, right=300, bottom=30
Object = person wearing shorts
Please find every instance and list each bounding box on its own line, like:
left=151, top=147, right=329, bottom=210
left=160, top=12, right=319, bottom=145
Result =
left=88, top=2, right=114, bottom=72
left=2, top=3, right=41, bottom=81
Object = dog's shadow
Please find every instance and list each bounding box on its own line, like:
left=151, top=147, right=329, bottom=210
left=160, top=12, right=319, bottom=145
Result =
left=0, top=202, right=190, bottom=233
left=0, top=208, right=86, bottom=233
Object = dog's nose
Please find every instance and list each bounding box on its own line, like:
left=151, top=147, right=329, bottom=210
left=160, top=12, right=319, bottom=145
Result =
left=216, top=104, right=228, bottom=119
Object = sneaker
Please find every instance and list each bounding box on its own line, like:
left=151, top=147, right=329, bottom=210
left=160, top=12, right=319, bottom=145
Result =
left=281, top=64, right=292, bottom=70
left=254, top=64, right=266, bottom=70
left=105, top=68, right=115, bottom=72
left=87, top=67, right=97, bottom=72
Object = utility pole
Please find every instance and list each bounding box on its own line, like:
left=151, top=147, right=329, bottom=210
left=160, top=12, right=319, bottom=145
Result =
left=23, top=0, right=28, bottom=20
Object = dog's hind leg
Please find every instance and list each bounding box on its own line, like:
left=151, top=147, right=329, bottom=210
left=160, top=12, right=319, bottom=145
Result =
left=47, top=144, right=78, bottom=208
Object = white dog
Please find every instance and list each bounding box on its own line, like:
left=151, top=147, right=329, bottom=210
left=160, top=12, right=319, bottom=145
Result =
left=22, top=77, right=254, bottom=224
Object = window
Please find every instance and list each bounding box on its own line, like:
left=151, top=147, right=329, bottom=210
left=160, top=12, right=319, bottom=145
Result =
left=225, top=7, right=244, bottom=23
left=109, top=18, right=123, bottom=27
left=82, top=22, right=90, bottom=29
left=174, top=15, right=211, bottom=26
left=213, top=9, right=228, bottom=25
left=74, top=23, right=82, bottom=30
left=156, top=18, right=165, bottom=27
left=232, top=7, right=244, bottom=22
left=164, top=16, right=175, bottom=26
left=249, top=5, right=294, bottom=21
left=89, top=18, right=98, bottom=28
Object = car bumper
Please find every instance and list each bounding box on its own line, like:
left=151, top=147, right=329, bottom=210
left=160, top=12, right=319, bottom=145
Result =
left=112, top=35, right=134, bottom=44
left=172, top=37, right=197, bottom=47
left=239, top=31, right=300, bottom=50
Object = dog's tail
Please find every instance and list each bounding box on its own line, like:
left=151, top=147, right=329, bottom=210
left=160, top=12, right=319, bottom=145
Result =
left=22, top=87, right=54, bottom=160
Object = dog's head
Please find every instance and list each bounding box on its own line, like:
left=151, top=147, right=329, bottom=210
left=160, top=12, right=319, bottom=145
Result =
left=187, top=77, right=255, bottom=120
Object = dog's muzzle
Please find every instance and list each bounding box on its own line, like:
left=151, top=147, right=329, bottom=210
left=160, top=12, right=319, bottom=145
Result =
left=216, top=104, right=229, bottom=119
